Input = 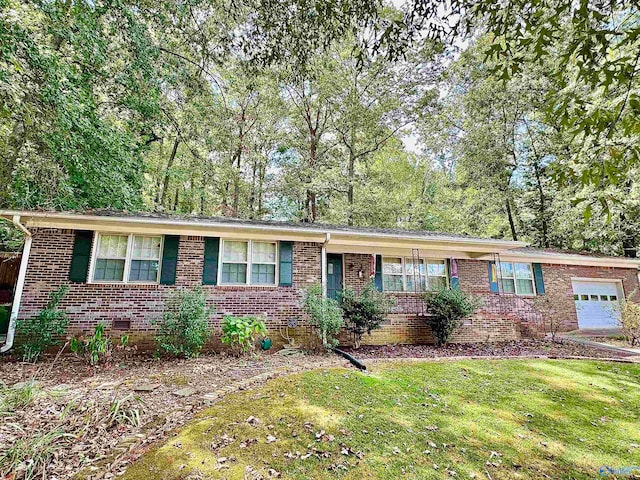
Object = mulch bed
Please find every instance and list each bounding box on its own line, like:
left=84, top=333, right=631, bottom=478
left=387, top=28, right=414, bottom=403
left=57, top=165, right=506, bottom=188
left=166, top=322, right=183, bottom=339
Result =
left=342, top=339, right=635, bottom=359
left=0, top=352, right=342, bottom=480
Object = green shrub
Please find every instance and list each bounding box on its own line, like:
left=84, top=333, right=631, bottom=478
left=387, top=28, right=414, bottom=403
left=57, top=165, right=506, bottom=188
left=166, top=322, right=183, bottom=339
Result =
left=155, top=287, right=213, bottom=358
left=339, top=280, right=394, bottom=349
left=16, top=285, right=69, bottom=362
left=422, top=288, right=481, bottom=346
left=221, top=315, right=267, bottom=355
left=69, top=323, right=126, bottom=365
left=301, top=284, right=344, bottom=349
left=0, top=305, right=9, bottom=334
left=617, top=295, right=640, bottom=346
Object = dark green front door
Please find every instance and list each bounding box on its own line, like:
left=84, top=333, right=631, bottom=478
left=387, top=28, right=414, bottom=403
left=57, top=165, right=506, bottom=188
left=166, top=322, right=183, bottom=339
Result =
left=326, top=254, right=343, bottom=301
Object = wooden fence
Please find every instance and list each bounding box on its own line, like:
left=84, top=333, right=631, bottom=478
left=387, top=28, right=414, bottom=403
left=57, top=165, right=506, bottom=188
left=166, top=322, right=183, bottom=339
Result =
left=0, top=252, right=21, bottom=289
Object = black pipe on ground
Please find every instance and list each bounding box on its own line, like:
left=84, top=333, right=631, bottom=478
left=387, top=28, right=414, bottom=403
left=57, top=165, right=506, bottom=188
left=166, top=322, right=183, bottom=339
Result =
left=332, top=347, right=366, bottom=371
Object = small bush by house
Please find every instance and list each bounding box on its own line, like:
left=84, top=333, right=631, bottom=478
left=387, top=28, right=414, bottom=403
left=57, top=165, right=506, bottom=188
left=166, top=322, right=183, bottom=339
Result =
left=16, top=285, right=69, bottom=362
left=423, top=288, right=481, bottom=346
left=339, top=280, right=394, bottom=349
left=221, top=315, right=267, bottom=355
left=301, top=284, right=343, bottom=349
left=618, top=295, right=640, bottom=346
left=155, top=287, right=213, bottom=358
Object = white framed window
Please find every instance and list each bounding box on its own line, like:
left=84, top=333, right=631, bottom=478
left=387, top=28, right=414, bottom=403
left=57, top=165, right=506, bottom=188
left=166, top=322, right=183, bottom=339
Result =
left=499, top=262, right=535, bottom=296
left=92, top=233, right=163, bottom=283
left=220, top=240, right=278, bottom=286
left=382, top=257, right=448, bottom=292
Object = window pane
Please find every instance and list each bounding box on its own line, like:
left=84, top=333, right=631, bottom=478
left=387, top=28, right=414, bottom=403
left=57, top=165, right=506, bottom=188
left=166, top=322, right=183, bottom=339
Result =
left=516, top=278, right=534, bottom=295
left=94, top=259, right=125, bottom=281
left=252, top=242, right=276, bottom=263
left=406, top=276, right=426, bottom=292
left=98, top=235, right=128, bottom=258
left=222, top=241, right=248, bottom=262
left=383, top=275, right=404, bottom=291
left=428, top=276, right=447, bottom=291
left=405, top=259, right=425, bottom=276
left=600, top=295, right=608, bottom=301
left=515, top=263, right=533, bottom=279
left=500, top=278, right=515, bottom=293
left=427, top=260, right=446, bottom=277
left=221, top=262, right=247, bottom=284
left=610, top=295, right=618, bottom=301
left=383, top=258, right=403, bottom=275
left=133, top=236, right=161, bottom=259
left=500, top=262, right=514, bottom=279
left=129, top=260, right=159, bottom=282
left=581, top=294, right=589, bottom=301
left=251, top=264, right=276, bottom=284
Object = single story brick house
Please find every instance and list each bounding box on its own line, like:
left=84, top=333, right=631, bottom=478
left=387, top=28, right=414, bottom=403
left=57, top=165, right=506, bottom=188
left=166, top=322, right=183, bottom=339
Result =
left=1, top=210, right=639, bottom=352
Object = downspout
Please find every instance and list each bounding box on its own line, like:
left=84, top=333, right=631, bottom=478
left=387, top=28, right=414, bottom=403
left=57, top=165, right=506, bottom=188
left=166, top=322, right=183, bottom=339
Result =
left=1, top=215, right=32, bottom=353
left=321, top=233, right=330, bottom=297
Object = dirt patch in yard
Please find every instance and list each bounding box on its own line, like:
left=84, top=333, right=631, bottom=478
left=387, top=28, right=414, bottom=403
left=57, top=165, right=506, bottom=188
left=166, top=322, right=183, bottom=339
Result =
left=343, top=339, right=635, bottom=359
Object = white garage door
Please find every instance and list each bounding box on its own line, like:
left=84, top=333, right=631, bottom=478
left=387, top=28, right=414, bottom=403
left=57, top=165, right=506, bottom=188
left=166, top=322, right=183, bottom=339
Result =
left=572, top=280, right=622, bottom=329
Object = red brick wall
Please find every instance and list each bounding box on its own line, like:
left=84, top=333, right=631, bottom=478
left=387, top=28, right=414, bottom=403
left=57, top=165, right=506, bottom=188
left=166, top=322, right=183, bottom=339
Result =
left=18, top=228, right=640, bottom=349
left=19, top=228, right=322, bottom=348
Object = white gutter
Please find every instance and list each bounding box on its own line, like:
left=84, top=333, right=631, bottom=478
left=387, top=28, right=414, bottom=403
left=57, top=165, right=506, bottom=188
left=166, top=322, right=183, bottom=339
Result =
left=1, top=215, right=32, bottom=353
left=321, top=233, right=330, bottom=297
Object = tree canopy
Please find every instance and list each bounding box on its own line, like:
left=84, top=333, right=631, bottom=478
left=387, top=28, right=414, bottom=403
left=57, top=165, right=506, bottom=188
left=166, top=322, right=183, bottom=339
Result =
left=1, top=0, right=638, bottom=256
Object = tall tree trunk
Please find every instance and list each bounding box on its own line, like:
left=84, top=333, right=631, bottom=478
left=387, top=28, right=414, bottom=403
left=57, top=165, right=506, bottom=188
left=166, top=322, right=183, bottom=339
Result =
left=257, top=163, right=265, bottom=216
left=159, top=137, right=180, bottom=207
left=532, top=162, right=549, bottom=247
left=306, top=133, right=318, bottom=222
left=248, top=160, right=257, bottom=218
left=232, top=147, right=241, bottom=217
left=505, top=196, right=518, bottom=241
left=173, top=184, right=180, bottom=211
left=200, top=172, right=206, bottom=215
left=347, top=126, right=356, bottom=226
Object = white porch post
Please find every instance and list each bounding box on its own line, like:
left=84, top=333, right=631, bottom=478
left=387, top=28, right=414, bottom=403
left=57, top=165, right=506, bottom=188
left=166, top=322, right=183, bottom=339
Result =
left=321, top=233, right=330, bottom=297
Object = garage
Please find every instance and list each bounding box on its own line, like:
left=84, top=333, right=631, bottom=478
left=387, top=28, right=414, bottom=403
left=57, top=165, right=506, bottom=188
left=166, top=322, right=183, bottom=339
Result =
left=572, top=279, right=622, bottom=329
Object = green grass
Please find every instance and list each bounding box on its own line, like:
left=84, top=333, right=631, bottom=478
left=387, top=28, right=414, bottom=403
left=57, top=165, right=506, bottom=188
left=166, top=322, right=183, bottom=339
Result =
left=122, top=360, right=640, bottom=480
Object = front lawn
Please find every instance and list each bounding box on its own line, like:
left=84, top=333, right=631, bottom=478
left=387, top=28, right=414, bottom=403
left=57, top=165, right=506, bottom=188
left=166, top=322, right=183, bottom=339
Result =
left=123, top=359, right=640, bottom=479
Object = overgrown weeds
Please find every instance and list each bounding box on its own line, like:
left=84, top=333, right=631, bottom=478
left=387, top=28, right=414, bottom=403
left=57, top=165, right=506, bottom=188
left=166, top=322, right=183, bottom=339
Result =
left=107, top=394, right=142, bottom=428
left=0, top=380, right=38, bottom=413
left=0, top=427, right=74, bottom=480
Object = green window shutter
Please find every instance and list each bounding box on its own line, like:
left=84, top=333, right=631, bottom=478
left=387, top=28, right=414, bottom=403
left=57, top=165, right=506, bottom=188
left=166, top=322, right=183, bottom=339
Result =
left=488, top=261, right=499, bottom=293
left=202, top=237, right=220, bottom=285
left=533, top=263, right=545, bottom=295
left=279, top=241, right=293, bottom=286
left=69, top=230, right=94, bottom=283
left=374, top=254, right=383, bottom=291
left=160, top=235, right=179, bottom=285
left=447, top=259, right=460, bottom=289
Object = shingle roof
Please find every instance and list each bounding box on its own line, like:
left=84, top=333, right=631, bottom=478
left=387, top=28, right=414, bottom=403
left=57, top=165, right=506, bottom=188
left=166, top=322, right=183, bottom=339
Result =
left=32, top=209, right=520, bottom=244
